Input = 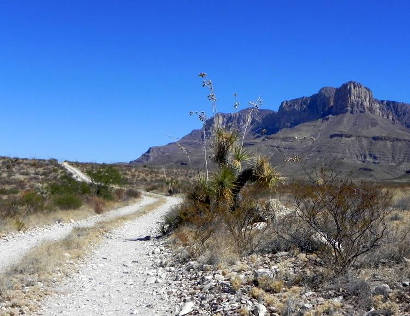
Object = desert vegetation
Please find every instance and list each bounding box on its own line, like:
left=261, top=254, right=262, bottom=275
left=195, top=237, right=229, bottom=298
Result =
left=163, top=74, right=410, bottom=315
left=0, top=157, right=141, bottom=233
left=70, top=161, right=196, bottom=195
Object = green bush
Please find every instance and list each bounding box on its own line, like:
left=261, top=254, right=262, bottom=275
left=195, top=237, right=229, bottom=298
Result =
left=21, top=191, right=45, bottom=214
left=53, top=193, right=82, bottom=210
left=87, top=166, right=123, bottom=186
left=94, top=185, right=113, bottom=200
left=0, top=188, right=19, bottom=195
left=49, top=175, right=91, bottom=195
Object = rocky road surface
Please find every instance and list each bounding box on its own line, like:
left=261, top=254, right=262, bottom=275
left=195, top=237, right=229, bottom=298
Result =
left=36, top=196, right=181, bottom=316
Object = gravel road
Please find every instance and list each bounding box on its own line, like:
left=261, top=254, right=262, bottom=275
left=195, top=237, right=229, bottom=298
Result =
left=0, top=194, right=157, bottom=273
left=61, top=161, right=92, bottom=183
left=36, top=196, right=181, bottom=316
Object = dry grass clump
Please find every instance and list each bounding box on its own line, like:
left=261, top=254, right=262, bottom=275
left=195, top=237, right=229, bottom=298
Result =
left=90, top=195, right=106, bottom=214
left=384, top=182, right=410, bottom=210
left=230, top=275, right=243, bottom=291
left=257, top=276, right=284, bottom=293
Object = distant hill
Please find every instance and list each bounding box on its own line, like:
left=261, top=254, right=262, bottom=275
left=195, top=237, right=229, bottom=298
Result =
left=131, top=81, right=410, bottom=181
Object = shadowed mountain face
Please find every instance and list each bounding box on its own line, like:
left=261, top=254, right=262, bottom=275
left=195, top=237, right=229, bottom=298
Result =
left=132, top=81, right=410, bottom=181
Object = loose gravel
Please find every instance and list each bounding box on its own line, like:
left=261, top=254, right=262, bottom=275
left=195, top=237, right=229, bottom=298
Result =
left=36, top=196, right=181, bottom=316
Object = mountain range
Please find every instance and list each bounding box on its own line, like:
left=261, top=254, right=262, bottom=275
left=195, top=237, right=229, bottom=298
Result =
left=132, top=81, right=410, bottom=181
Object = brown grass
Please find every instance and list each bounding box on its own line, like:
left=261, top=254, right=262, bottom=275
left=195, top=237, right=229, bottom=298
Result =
left=0, top=197, right=166, bottom=315
left=0, top=196, right=141, bottom=235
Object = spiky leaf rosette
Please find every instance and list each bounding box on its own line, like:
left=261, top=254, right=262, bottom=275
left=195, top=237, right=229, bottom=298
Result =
left=232, top=146, right=249, bottom=171
left=210, top=166, right=236, bottom=206
left=252, top=156, right=280, bottom=188
left=212, top=128, right=238, bottom=166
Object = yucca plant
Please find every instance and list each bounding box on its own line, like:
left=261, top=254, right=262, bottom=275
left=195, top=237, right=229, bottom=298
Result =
left=210, top=166, right=236, bottom=206
left=188, top=73, right=280, bottom=206
left=174, top=73, right=280, bottom=253
left=232, top=145, right=249, bottom=171
left=213, top=128, right=238, bottom=166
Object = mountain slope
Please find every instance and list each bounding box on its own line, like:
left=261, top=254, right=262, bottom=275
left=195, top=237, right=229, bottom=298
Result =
left=132, top=81, right=410, bottom=180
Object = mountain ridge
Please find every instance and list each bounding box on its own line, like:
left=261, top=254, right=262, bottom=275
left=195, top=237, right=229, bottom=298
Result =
left=132, top=81, right=410, bottom=181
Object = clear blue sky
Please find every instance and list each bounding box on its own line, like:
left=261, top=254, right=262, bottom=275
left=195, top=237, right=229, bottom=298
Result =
left=1, top=0, right=409, bottom=163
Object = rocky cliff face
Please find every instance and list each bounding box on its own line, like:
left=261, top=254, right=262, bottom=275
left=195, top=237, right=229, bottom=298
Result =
left=132, top=81, right=410, bottom=180
left=273, top=81, right=410, bottom=129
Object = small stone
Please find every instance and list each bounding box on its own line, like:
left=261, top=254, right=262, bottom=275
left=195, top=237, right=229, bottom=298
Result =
left=214, top=274, right=224, bottom=281
left=186, top=261, right=199, bottom=270
left=202, top=282, right=213, bottom=292
left=179, top=301, right=194, bottom=315
left=254, top=268, right=273, bottom=279
left=303, top=291, right=315, bottom=297
left=145, top=277, right=156, bottom=284
left=373, top=284, right=391, bottom=297
left=253, top=303, right=267, bottom=316
left=303, top=303, right=313, bottom=309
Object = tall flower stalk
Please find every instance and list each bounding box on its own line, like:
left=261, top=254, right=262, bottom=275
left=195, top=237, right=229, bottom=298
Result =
left=189, top=110, right=209, bottom=182
left=189, top=73, right=219, bottom=182
left=241, top=96, right=263, bottom=148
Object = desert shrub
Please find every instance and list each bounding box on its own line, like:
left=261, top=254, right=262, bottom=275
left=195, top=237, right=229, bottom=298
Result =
left=53, top=193, right=82, bottom=210
left=292, top=169, right=392, bottom=274
left=20, top=191, right=45, bottom=214
left=161, top=205, right=183, bottom=235
left=14, top=217, right=27, bottom=231
left=114, top=188, right=125, bottom=200
left=94, top=185, right=113, bottom=200
left=166, top=73, right=279, bottom=258
left=327, top=275, right=372, bottom=310
left=0, top=198, right=20, bottom=218
left=49, top=175, right=91, bottom=196
left=270, top=211, right=321, bottom=254
left=145, top=183, right=162, bottom=192
left=125, top=188, right=141, bottom=199
left=86, top=166, right=123, bottom=186
left=223, top=196, right=269, bottom=254
left=359, top=216, right=409, bottom=265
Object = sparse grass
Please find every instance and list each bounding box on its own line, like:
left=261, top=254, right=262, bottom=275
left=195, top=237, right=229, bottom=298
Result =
left=257, top=276, right=284, bottom=293
left=0, top=197, right=166, bottom=315
left=0, top=196, right=142, bottom=235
